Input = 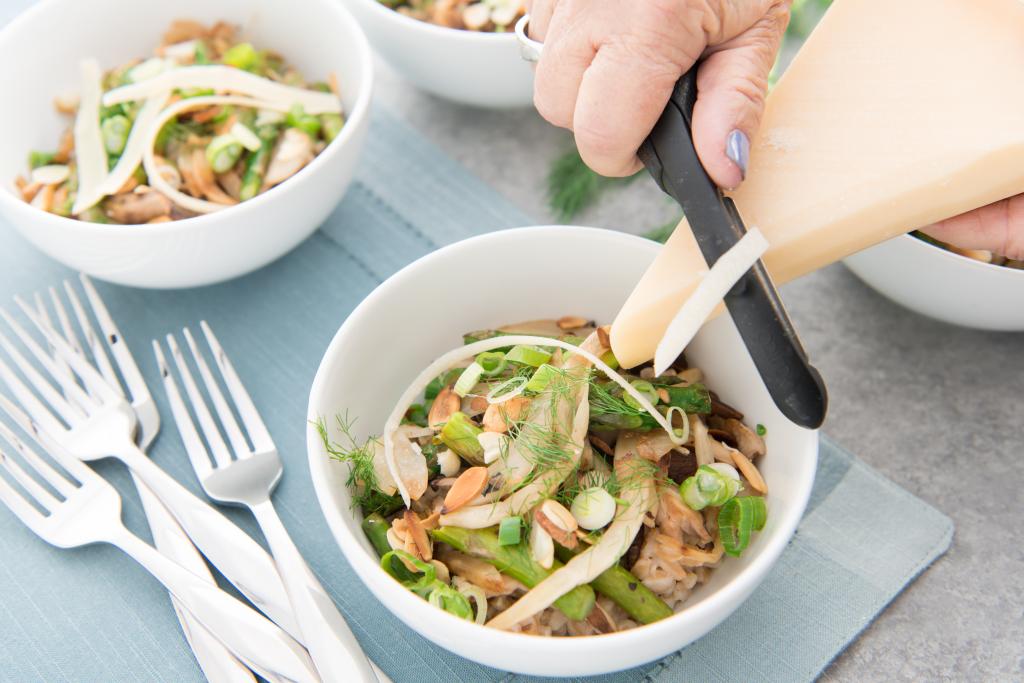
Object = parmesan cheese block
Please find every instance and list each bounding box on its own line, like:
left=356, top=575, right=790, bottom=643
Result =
left=611, top=0, right=1024, bottom=368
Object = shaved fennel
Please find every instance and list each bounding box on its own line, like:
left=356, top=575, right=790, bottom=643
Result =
left=70, top=60, right=107, bottom=215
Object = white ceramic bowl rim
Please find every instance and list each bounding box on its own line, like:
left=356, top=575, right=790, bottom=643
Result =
left=350, top=0, right=519, bottom=42
left=307, top=225, right=814, bottom=656
left=0, top=0, right=374, bottom=236
left=902, top=232, right=1024, bottom=278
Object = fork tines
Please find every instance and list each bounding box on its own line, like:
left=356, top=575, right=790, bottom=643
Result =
left=154, top=322, right=274, bottom=478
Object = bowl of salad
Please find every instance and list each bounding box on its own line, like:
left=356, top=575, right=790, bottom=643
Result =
left=339, top=0, right=533, bottom=108
left=0, top=0, right=372, bottom=288
left=844, top=232, right=1024, bottom=331
left=307, top=226, right=818, bottom=676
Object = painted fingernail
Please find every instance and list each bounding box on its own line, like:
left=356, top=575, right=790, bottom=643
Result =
left=725, top=130, right=750, bottom=180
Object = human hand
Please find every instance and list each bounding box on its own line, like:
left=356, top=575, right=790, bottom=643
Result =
left=525, top=0, right=790, bottom=188
left=920, top=195, right=1024, bottom=261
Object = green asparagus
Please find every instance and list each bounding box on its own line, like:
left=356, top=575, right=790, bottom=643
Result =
left=361, top=512, right=392, bottom=557
left=239, top=125, right=279, bottom=201
left=431, top=526, right=596, bottom=621
left=554, top=546, right=673, bottom=624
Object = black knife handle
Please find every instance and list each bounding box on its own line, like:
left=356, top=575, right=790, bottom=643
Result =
left=638, top=70, right=828, bottom=429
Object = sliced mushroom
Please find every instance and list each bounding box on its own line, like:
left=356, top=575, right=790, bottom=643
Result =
left=635, top=430, right=676, bottom=462
left=707, top=428, right=737, bottom=448
left=585, top=602, right=617, bottom=634
left=264, top=128, right=314, bottom=188
left=708, top=438, right=738, bottom=466
left=104, top=190, right=172, bottom=224
left=666, top=448, right=697, bottom=484
left=710, top=397, right=744, bottom=420
left=190, top=148, right=238, bottom=204
left=428, top=386, right=460, bottom=427
left=724, top=418, right=766, bottom=460
left=534, top=499, right=578, bottom=549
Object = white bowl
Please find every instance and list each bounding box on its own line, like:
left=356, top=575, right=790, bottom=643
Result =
left=340, top=0, right=533, bottom=108
left=844, top=234, right=1024, bottom=331
left=0, top=0, right=373, bottom=289
left=307, top=226, right=818, bottom=676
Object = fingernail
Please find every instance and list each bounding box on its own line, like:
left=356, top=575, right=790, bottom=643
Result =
left=725, top=130, right=750, bottom=180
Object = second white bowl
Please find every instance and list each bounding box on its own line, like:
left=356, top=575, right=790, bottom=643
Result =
left=341, top=0, right=534, bottom=108
left=844, top=233, right=1024, bottom=331
left=307, top=225, right=818, bottom=676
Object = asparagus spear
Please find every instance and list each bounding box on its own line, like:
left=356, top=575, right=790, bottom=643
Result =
left=362, top=512, right=392, bottom=557
left=431, top=526, right=595, bottom=621
left=239, top=124, right=279, bottom=201
left=554, top=546, right=673, bottom=624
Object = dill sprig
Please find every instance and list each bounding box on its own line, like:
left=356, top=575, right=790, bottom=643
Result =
left=547, top=146, right=642, bottom=222
left=315, top=413, right=402, bottom=516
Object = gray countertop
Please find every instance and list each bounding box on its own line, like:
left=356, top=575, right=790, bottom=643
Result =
left=375, top=59, right=1024, bottom=681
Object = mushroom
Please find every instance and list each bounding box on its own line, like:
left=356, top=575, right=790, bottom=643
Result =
left=435, top=546, right=517, bottom=596
left=103, top=190, right=172, bottom=224
left=723, top=418, right=766, bottom=460
left=585, top=602, right=618, bottom=634
left=264, top=129, right=314, bottom=188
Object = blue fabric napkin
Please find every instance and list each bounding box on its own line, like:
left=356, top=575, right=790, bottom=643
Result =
left=0, top=105, right=951, bottom=682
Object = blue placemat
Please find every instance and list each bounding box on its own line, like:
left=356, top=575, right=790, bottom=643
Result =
left=0, top=103, right=952, bottom=681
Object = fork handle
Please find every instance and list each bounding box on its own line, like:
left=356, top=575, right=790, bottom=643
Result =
left=110, top=528, right=319, bottom=683
left=251, top=499, right=380, bottom=683
left=113, top=442, right=302, bottom=642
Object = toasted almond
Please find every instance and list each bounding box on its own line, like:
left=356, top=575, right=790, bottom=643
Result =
left=420, top=510, right=441, bottom=531
left=724, top=418, right=766, bottom=460
left=403, top=510, right=433, bottom=561
left=482, top=395, right=527, bottom=433
left=731, top=450, right=767, bottom=494
left=31, top=183, right=56, bottom=212
left=596, top=325, right=611, bottom=348
left=535, top=499, right=578, bottom=549
left=190, top=105, right=223, bottom=124
left=586, top=602, right=617, bottom=634
left=557, top=315, right=588, bottom=330
left=588, top=434, right=614, bottom=457
left=329, top=72, right=341, bottom=96
left=442, top=466, right=489, bottom=513
left=468, top=395, right=489, bottom=413
left=429, top=386, right=460, bottom=427
left=20, top=181, right=42, bottom=202
left=656, top=388, right=670, bottom=403
left=53, top=93, right=79, bottom=115
left=54, top=129, right=74, bottom=163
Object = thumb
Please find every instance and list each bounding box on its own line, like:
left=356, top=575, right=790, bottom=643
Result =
left=690, top=1, right=789, bottom=190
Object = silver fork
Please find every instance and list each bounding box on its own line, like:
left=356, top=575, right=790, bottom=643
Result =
left=33, top=276, right=254, bottom=683
left=155, top=322, right=379, bottom=683
left=0, top=299, right=304, bottom=644
left=0, top=394, right=318, bottom=683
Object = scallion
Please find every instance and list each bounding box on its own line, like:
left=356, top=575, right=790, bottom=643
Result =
left=506, top=344, right=552, bottom=367
left=427, top=582, right=474, bottom=620
left=599, top=349, right=620, bottom=370
left=440, top=411, right=485, bottom=464
left=223, top=42, right=259, bottom=71
left=454, top=362, right=484, bottom=397
left=525, top=364, right=561, bottom=393
left=680, top=464, right=740, bottom=511
left=718, top=496, right=767, bottom=557
left=756, top=423, right=767, bottom=436
left=475, top=351, right=507, bottom=376
left=28, top=150, right=56, bottom=170
left=498, top=516, right=523, bottom=545
left=623, top=379, right=659, bottom=410
left=206, top=134, right=243, bottom=174
left=101, top=115, right=131, bottom=156
left=286, top=103, right=322, bottom=137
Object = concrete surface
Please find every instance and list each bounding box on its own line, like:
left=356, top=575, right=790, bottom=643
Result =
left=375, top=59, right=1024, bottom=682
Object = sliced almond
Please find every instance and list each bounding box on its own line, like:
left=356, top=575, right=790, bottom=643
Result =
left=534, top=499, right=578, bottom=549
left=596, top=325, right=611, bottom=349
left=53, top=93, right=79, bottom=115
left=442, top=466, right=489, bottom=513
left=54, top=129, right=74, bottom=164
left=482, top=395, right=527, bottom=433
left=586, top=602, right=617, bottom=634
left=528, top=519, right=554, bottom=569
left=557, top=315, right=588, bottom=330
left=656, top=388, right=670, bottom=403
left=20, top=181, right=43, bottom=203
left=428, top=386, right=460, bottom=427
left=31, top=183, right=56, bottom=212
left=731, top=450, right=768, bottom=494
left=403, top=510, right=433, bottom=561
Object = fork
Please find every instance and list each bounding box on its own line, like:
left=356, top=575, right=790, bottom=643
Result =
left=155, top=322, right=379, bottom=683
left=0, top=299, right=305, bottom=644
left=0, top=394, right=319, bottom=683
left=33, top=276, right=254, bottom=683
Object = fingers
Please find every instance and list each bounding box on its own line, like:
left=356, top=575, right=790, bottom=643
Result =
left=690, top=2, right=789, bottom=189
left=921, top=195, right=1024, bottom=260
left=526, top=0, right=558, bottom=40
left=533, top=2, right=595, bottom=130
left=572, top=43, right=685, bottom=176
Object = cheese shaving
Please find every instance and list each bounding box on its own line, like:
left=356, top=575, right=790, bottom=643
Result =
left=103, top=65, right=342, bottom=114
left=652, top=228, right=770, bottom=376
left=70, top=59, right=108, bottom=215
left=141, top=95, right=291, bottom=214
left=382, top=334, right=682, bottom=507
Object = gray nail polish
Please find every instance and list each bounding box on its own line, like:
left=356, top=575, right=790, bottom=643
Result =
left=725, top=130, right=750, bottom=180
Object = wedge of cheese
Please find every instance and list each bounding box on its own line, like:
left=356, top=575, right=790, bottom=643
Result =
left=611, top=0, right=1024, bottom=368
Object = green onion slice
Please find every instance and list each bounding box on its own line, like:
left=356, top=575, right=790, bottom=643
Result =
left=506, top=344, right=552, bottom=367
left=454, top=362, right=484, bottom=397
left=475, top=351, right=507, bottom=376
left=498, top=516, right=523, bottom=545
left=624, top=379, right=659, bottom=410
left=486, top=375, right=527, bottom=404
left=680, top=464, right=740, bottom=511
left=427, top=583, right=474, bottom=620
left=718, top=496, right=767, bottom=557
